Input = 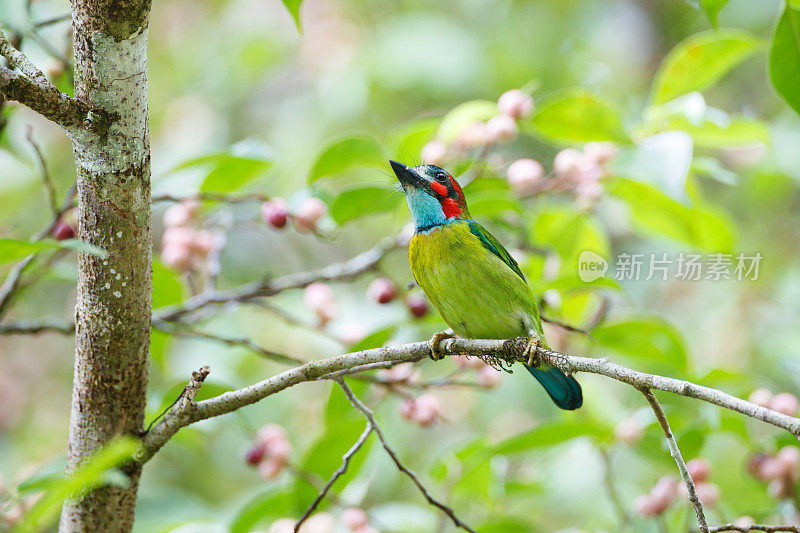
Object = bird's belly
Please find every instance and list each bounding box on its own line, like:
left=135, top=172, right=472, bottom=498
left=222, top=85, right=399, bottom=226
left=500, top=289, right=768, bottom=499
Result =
left=412, top=245, right=534, bottom=339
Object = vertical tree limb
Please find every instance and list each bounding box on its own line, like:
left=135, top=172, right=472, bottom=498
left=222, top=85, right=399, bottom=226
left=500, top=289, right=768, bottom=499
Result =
left=58, top=1, right=153, bottom=531
left=641, top=388, right=708, bottom=533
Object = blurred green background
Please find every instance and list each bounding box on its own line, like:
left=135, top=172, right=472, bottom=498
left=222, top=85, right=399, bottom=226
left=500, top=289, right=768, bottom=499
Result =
left=2, top=0, right=800, bottom=531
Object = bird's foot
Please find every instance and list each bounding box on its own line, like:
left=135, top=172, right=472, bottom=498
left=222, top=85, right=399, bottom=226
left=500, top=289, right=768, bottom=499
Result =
left=523, top=333, right=542, bottom=367
left=428, top=330, right=455, bottom=361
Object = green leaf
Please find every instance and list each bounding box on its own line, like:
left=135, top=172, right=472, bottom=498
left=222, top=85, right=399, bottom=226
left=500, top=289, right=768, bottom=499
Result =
left=348, top=326, right=395, bottom=352
left=612, top=131, right=693, bottom=203
left=593, top=317, right=689, bottom=375
left=527, top=89, right=629, bottom=143
left=386, top=117, right=440, bottom=162
left=769, top=4, right=800, bottom=115
left=609, top=179, right=735, bottom=251
left=176, top=140, right=274, bottom=193
left=438, top=99, right=497, bottom=143
left=699, top=0, right=729, bottom=28
left=490, top=419, right=604, bottom=455
left=651, top=29, right=762, bottom=104
left=532, top=209, right=610, bottom=277
left=230, top=487, right=293, bottom=533
left=152, top=259, right=186, bottom=309
left=15, top=438, right=140, bottom=533
left=308, top=134, right=384, bottom=183
left=0, top=238, right=107, bottom=266
left=281, top=0, right=303, bottom=31
left=666, top=115, right=769, bottom=148
left=331, top=187, right=394, bottom=224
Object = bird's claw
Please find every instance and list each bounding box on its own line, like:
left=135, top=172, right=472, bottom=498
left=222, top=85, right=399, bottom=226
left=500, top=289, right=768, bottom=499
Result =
left=523, top=333, right=542, bottom=367
left=429, top=331, right=455, bottom=361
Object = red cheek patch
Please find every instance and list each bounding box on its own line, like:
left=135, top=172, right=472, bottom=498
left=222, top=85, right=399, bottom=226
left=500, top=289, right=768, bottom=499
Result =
left=441, top=198, right=462, bottom=218
left=430, top=181, right=448, bottom=196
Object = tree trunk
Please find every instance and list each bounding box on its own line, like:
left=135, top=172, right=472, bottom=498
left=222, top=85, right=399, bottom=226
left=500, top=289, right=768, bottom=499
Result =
left=59, top=1, right=152, bottom=531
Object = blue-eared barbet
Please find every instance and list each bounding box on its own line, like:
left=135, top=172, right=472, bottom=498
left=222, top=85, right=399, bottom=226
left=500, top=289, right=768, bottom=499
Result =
left=390, top=160, right=582, bottom=410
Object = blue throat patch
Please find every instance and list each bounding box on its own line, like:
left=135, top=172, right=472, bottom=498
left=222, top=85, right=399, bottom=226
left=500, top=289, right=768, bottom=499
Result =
left=405, top=187, right=448, bottom=232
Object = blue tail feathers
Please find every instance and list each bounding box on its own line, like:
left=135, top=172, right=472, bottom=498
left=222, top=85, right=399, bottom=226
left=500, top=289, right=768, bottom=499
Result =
left=525, top=364, right=583, bottom=410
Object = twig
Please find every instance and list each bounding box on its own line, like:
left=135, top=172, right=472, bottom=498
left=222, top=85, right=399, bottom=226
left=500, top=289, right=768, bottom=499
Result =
left=25, top=126, right=58, bottom=216
left=34, top=13, right=71, bottom=28
left=139, top=338, right=800, bottom=464
left=152, top=320, right=304, bottom=365
left=541, top=314, right=596, bottom=340
left=337, top=379, right=477, bottom=533
left=0, top=30, right=49, bottom=86
left=294, top=420, right=373, bottom=532
left=708, top=526, right=800, bottom=532
left=641, top=388, right=708, bottom=533
left=599, top=446, right=629, bottom=529
left=0, top=184, right=76, bottom=320
left=0, top=318, right=75, bottom=334
left=151, top=192, right=272, bottom=204
left=154, top=239, right=396, bottom=322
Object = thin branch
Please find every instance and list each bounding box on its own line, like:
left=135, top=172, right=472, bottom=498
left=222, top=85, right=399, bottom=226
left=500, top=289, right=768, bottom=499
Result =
left=708, top=526, right=800, bottom=533
left=599, top=446, right=629, bottom=529
left=26, top=126, right=58, bottom=216
left=641, top=388, right=708, bottom=533
left=139, top=337, right=800, bottom=464
left=34, top=13, right=71, bottom=28
left=154, top=239, right=397, bottom=322
left=0, top=184, right=76, bottom=320
left=337, top=379, right=477, bottom=533
left=151, top=192, right=272, bottom=204
left=152, top=320, right=304, bottom=365
left=0, top=30, right=105, bottom=132
left=294, top=421, right=373, bottom=532
left=541, top=314, right=596, bottom=340
left=0, top=318, right=75, bottom=334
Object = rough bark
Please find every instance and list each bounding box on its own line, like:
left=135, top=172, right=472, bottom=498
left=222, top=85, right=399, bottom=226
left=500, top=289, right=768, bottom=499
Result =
left=59, top=1, right=152, bottom=531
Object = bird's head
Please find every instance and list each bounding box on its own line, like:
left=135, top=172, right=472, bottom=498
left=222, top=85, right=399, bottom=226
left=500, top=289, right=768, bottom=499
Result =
left=390, top=160, right=469, bottom=231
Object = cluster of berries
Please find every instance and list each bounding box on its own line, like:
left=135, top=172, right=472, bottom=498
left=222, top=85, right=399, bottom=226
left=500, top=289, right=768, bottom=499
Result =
left=373, top=364, right=441, bottom=427
left=160, top=200, right=225, bottom=273
left=749, top=388, right=799, bottom=417
left=748, top=446, right=800, bottom=499
left=303, top=279, right=429, bottom=331
left=634, top=459, right=719, bottom=517
left=244, top=424, right=292, bottom=480
left=261, top=197, right=327, bottom=233
left=420, top=88, right=618, bottom=207
left=268, top=507, right=378, bottom=533
left=452, top=354, right=503, bottom=388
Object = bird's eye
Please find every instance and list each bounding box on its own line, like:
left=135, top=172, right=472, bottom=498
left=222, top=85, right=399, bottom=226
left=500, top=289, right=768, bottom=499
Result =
left=434, top=171, right=449, bottom=183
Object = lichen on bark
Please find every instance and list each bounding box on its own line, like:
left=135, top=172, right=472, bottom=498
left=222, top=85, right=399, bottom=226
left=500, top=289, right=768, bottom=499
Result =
left=59, top=2, right=153, bottom=531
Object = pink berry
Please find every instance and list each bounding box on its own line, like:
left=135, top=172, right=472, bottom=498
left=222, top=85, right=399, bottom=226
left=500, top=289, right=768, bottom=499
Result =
left=756, top=457, right=783, bottom=481
left=553, top=148, right=589, bottom=177
left=52, top=221, right=75, bottom=241
left=650, top=476, right=678, bottom=507
left=340, top=507, right=369, bottom=531
left=733, top=516, right=755, bottom=527
left=412, top=394, right=441, bottom=427
left=304, top=282, right=335, bottom=311
left=294, top=197, right=327, bottom=232
left=770, top=392, right=799, bottom=416
left=776, top=446, right=800, bottom=480
left=268, top=519, right=295, bottom=533
left=420, top=141, right=447, bottom=165
left=485, top=115, right=518, bottom=144
left=686, top=459, right=711, bottom=483
left=262, top=198, right=289, bottom=229
left=377, top=362, right=417, bottom=383
left=257, top=457, right=285, bottom=480
left=163, top=201, right=198, bottom=227
left=749, top=388, right=773, bottom=408
left=634, top=495, right=663, bottom=517
left=506, top=158, right=544, bottom=197
left=367, top=278, right=398, bottom=304
left=257, top=424, right=287, bottom=446
left=497, top=89, right=534, bottom=119
left=695, top=482, right=720, bottom=507
left=405, top=294, right=429, bottom=318
left=614, top=416, right=643, bottom=445
left=161, top=242, right=194, bottom=271
left=454, top=121, right=487, bottom=149
left=476, top=366, right=503, bottom=388
left=583, top=142, right=618, bottom=166
left=400, top=398, right=416, bottom=420
left=245, top=445, right=266, bottom=466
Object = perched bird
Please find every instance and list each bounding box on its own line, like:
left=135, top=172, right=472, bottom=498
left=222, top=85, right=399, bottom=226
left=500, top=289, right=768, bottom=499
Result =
left=390, top=160, right=582, bottom=410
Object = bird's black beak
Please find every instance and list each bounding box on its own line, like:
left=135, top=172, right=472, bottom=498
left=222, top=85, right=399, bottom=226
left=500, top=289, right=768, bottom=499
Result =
left=390, top=160, right=422, bottom=190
